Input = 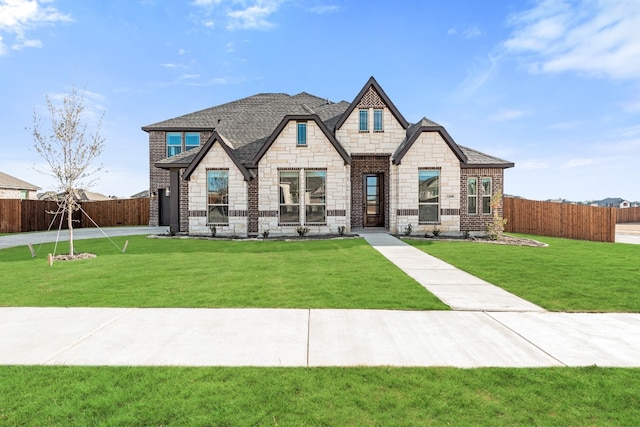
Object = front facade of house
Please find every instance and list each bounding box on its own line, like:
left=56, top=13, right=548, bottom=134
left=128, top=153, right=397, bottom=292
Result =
left=143, top=77, right=513, bottom=237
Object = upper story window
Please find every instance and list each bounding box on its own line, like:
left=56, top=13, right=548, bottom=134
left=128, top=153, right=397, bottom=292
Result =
left=373, top=109, right=383, bottom=132
left=418, top=169, right=440, bottom=223
left=166, top=132, right=201, bottom=157
left=297, top=122, right=307, bottom=146
left=167, top=133, right=182, bottom=157
left=185, top=133, right=200, bottom=151
left=359, top=109, right=368, bottom=132
left=482, top=177, right=492, bottom=214
left=467, top=178, right=477, bottom=214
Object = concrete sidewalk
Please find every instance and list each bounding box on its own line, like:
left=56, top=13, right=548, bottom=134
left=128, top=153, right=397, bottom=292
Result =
left=2, top=307, right=640, bottom=367
left=359, top=232, right=545, bottom=312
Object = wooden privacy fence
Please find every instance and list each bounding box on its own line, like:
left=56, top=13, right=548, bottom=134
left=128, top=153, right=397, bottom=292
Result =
left=0, top=198, right=149, bottom=233
left=617, top=207, right=640, bottom=223
left=503, top=197, right=616, bottom=242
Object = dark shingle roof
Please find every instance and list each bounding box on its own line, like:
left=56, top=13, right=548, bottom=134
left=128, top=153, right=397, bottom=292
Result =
left=459, top=145, right=514, bottom=168
left=147, top=84, right=512, bottom=170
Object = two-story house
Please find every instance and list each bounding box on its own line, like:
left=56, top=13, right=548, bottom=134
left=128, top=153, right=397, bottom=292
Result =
left=142, top=77, right=513, bottom=237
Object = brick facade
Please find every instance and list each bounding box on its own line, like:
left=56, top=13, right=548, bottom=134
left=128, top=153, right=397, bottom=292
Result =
left=460, top=168, right=505, bottom=233
left=350, top=155, right=390, bottom=229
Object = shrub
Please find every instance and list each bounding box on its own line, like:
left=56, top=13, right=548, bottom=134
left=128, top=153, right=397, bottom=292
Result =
left=486, top=191, right=508, bottom=240
left=403, top=224, right=413, bottom=236
left=296, top=226, right=310, bottom=237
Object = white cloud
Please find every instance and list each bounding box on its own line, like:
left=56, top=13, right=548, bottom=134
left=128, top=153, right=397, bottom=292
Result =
left=545, top=121, right=582, bottom=130
left=227, top=1, right=282, bottom=30
left=621, top=98, right=640, bottom=113
left=519, top=160, right=549, bottom=171
left=462, top=26, right=482, bottom=39
left=490, top=109, right=528, bottom=122
left=559, top=158, right=593, bottom=169
left=310, top=5, right=340, bottom=14
left=452, top=54, right=499, bottom=102
left=504, top=0, right=640, bottom=80
left=191, top=0, right=284, bottom=31
left=0, top=0, right=72, bottom=54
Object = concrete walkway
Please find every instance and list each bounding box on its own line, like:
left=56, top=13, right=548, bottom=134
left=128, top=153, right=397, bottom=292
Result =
left=1, top=227, right=640, bottom=367
left=359, top=232, right=545, bottom=312
left=1, top=307, right=640, bottom=367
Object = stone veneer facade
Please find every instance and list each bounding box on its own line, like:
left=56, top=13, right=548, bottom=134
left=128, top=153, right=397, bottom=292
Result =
left=145, top=78, right=512, bottom=237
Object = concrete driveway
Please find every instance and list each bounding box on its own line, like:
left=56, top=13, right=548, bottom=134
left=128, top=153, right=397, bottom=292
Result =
left=616, top=223, right=640, bottom=244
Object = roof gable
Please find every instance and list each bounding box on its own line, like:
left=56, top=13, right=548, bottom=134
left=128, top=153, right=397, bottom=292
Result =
left=182, top=131, right=252, bottom=181
left=393, top=122, right=468, bottom=165
left=335, top=76, right=410, bottom=130
left=250, top=114, right=351, bottom=167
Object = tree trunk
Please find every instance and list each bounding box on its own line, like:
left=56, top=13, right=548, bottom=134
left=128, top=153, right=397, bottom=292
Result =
left=67, top=195, right=75, bottom=255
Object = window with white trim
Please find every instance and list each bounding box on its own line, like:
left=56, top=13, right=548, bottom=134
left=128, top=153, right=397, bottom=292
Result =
left=167, top=133, right=182, bottom=157
left=279, top=170, right=300, bottom=224
left=418, top=170, right=440, bottom=223
left=482, top=177, right=492, bottom=214
left=297, top=122, right=307, bottom=146
left=207, top=170, right=229, bottom=224
left=467, top=177, right=477, bottom=214
left=305, top=170, right=326, bottom=224
left=373, top=109, right=383, bottom=132
left=359, top=109, right=368, bottom=132
left=185, top=133, right=200, bottom=151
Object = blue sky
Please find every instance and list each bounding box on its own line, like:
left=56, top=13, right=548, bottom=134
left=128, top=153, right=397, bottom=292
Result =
left=1, top=0, right=639, bottom=202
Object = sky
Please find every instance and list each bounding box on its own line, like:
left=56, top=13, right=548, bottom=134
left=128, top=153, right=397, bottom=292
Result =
left=1, top=0, right=639, bottom=202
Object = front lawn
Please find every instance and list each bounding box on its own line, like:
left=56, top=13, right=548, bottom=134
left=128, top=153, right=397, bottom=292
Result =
left=407, top=235, right=640, bottom=312
left=0, top=366, right=638, bottom=426
left=0, top=236, right=447, bottom=310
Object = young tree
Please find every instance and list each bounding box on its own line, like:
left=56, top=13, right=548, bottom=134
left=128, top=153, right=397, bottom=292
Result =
left=31, top=87, right=105, bottom=256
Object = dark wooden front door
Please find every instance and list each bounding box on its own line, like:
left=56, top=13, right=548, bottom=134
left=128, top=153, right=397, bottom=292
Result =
left=364, top=174, right=384, bottom=227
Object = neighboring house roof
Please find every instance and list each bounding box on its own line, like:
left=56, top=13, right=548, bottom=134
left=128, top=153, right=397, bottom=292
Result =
left=38, top=189, right=111, bottom=201
left=592, top=197, right=629, bottom=207
left=0, top=171, right=40, bottom=191
left=130, top=190, right=150, bottom=198
left=145, top=77, right=514, bottom=171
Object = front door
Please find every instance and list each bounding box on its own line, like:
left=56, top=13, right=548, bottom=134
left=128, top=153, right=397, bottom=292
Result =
left=364, top=174, right=384, bottom=227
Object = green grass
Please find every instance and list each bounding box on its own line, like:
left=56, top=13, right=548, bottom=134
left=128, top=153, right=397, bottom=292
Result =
left=0, top=366, right=639, bottom=426
left=406, top=235, right=640, bottom=312
left=0, top=236, right=447, bottom=310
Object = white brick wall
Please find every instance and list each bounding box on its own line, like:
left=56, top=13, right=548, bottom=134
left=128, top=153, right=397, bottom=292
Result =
left=336, top=108, right=406, bottom=154
left=188, top=142, right=249, bottom=236
left=258, top=120, right=350, bottom=236
left=393, top=132, right=461, bottom=234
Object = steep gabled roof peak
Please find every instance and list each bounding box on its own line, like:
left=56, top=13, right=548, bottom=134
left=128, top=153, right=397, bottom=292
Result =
left=335, top=76, right=410, bottom=130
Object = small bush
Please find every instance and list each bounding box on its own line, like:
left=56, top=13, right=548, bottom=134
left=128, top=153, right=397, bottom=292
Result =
left=296, top=226, right=310, bottom=237
left=432, top=227, right=441, bottom=237
left=403, top=224, right=413, bottom=236
left=261, top=229, right=270, bottom=238
left=486, top=191, right=508, bottom=240
left=337, top=226, right=346, bottom=236
left=209, top=224, right=217, bottom=237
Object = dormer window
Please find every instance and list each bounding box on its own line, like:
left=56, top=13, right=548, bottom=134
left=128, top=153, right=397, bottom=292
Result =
left=373, top=109, right=383, bottom=132
left=185, top=133, right=200, bottom=151
left=297, top=122, right=307, bottom=146
left=166, top=132, right=201, bottom=157
left=359, top=109, right=368, bottom=132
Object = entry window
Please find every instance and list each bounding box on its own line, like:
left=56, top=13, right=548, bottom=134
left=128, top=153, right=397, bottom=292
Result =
left=467, top=177, right=477, bottom=214
left=297, top=122, right=307, bottom=146
left=279, top=170, right=300, bottom=224
left=373, top=109, right=383, bottom=132
left=305, top=170, right=326, bottom=224
left=207, top=170, right=229, bottom=224
left=185, top=133, right=200, bottom=151
left=167, top=133, right=182, bottom=157
left=418, top=170, right=440, bottom=223
left=359, top=109, right=368, bottom=132
left=482, top=177, right=492, bottom=214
